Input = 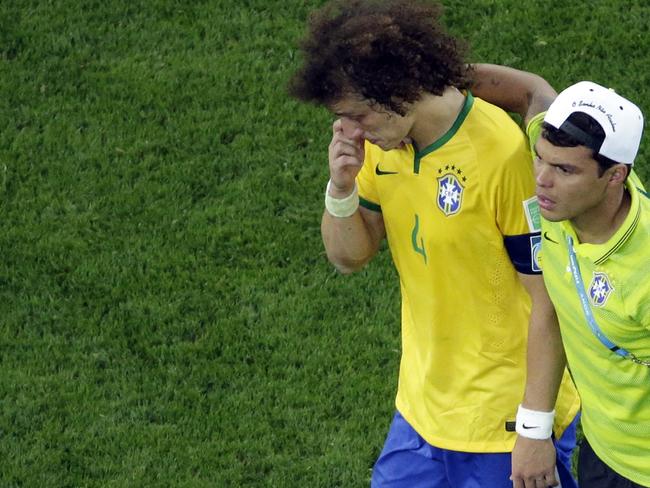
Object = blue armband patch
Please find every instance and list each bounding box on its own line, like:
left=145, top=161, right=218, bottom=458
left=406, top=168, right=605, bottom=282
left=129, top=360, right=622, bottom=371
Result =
left=504, top=232, right=542, bottom=274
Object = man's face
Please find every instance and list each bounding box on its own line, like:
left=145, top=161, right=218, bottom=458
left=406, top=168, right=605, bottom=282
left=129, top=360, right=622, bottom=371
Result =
left=330, top=96, right=413, bottom=151
left=534, top=136, right=612, bottom=222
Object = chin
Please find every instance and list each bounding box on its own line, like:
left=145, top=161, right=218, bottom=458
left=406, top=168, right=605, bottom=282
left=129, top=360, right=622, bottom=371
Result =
left=380, top=141, right=403, bottom=151
left=539, top=208, right=566, bottom=223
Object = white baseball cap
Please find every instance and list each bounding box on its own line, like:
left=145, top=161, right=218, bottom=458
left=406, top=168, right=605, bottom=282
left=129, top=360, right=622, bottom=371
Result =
left=544, top=81, right=644, bottom=165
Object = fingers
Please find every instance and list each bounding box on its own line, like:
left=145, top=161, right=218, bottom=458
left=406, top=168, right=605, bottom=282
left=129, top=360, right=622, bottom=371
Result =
left=328, top=128, right=364, bottom=192
left=514, top=471, right=558, bottom=488
left=511, top=473, right=558, bottom=488
left=544, top=471, right=559, bottom=487
left=329, top=126, right=365, bottom=167
left=511, top=476, right=524, bottom=488
left=332, top=127, right=364, bottom=149
left=511, top=437, right=558, bottom=488
left=332, top=118, right=343, bottom=135
left=328, top=118, right=366, bottom=193
left=333, top=134, right=363, bottom=151
left=330, top=137, right=363, bottom=163
left=537, top=474, right=557, bottom=488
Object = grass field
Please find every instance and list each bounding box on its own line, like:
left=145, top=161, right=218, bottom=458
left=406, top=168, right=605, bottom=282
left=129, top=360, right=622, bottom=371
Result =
left=1, top=1, right=648, bottom=486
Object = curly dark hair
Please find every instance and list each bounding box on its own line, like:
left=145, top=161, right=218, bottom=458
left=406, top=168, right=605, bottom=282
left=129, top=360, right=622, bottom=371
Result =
left=288, top=0, right=471, bottom=115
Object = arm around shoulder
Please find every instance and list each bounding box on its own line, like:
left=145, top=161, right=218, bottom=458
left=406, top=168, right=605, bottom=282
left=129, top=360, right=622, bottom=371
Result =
left=470, top=64, right=557, bottom=125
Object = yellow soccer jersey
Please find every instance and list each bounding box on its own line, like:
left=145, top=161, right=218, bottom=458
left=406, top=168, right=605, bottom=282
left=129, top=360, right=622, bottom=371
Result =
left=356, top=94, right=579, bottom=452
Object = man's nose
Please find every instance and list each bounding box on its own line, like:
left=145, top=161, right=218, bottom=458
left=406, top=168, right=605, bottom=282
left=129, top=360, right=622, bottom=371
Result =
left=535, top=163, right=553, bottom=188
left=340, top=117, right=360, bottom=138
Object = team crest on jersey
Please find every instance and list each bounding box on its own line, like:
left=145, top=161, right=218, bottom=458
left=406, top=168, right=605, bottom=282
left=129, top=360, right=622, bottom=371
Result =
left=588, top=272, right=614, bottom=307
left=436, top=170, right=465, bottom=216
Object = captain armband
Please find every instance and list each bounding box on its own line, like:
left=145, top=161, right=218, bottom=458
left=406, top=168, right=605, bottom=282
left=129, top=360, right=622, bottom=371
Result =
left=504, top=232, right=542, bottom=274
left=515, top=404, right=555, bottom=440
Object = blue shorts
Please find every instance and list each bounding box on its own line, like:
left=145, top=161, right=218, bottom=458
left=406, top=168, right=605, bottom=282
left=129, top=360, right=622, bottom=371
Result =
left=371, top=411, right=578, bottom=488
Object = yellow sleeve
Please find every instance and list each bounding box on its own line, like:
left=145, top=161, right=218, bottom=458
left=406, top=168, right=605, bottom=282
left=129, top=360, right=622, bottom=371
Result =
left=356, top=140, right=381, bottom=211
left=493, top=140, right=538, bottom=236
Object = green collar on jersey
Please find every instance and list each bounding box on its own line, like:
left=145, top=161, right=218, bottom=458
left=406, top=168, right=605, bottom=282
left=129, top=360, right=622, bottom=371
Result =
left=412, top=91, right=474, bottom=174
left=561, top=179, right=641, bottom=265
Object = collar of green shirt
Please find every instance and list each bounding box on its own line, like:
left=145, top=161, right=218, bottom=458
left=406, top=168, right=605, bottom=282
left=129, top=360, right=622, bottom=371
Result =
left=560, top=179, right=641, bottom=265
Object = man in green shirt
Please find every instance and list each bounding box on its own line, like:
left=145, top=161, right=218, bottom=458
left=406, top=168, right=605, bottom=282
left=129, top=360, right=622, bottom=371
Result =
left=473, top=66, right=650, bottom=488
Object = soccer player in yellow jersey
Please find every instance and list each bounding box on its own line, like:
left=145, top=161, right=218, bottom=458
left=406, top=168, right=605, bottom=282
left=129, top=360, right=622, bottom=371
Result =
left=289, top=2, right=580, bottom=487
left=473, top=65, right=650, bottom=488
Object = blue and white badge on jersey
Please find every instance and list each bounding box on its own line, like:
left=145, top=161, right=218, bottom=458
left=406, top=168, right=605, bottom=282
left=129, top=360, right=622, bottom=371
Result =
left=588, top=272, right=614, bottom=307
left=530, top=234, right=542, bottom=272
left=436, top=172, right=464, bottom=216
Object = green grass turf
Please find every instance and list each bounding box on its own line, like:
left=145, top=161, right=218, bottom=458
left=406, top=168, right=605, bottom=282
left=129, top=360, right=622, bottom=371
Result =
left=0, top=1, right=648, bottom=486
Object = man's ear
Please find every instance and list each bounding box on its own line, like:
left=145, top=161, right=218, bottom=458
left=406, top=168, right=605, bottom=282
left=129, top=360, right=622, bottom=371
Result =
left=608, top=163, right=629, bottom=185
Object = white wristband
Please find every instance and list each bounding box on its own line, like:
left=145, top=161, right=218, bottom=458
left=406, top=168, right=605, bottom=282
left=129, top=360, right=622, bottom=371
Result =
left=515, top=404, right=555, bottom=440
left=325, top=179, right=359, bottom=218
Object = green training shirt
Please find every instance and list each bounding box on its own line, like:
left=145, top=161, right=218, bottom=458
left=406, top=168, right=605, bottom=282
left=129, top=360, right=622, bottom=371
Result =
left=528, top=113, right=650, bottom=486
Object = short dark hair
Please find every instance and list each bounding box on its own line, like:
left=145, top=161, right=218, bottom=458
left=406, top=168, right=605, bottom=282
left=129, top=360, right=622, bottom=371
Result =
left=288, top=0, right=471, bottom=115
left=541, top=112, right=629, bottom=177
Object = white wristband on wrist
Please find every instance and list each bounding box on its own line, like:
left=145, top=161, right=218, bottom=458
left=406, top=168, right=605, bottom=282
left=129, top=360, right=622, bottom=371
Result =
left=325, top=179, right=359, bottom=218
left=515, top=404, right=555, bottom=440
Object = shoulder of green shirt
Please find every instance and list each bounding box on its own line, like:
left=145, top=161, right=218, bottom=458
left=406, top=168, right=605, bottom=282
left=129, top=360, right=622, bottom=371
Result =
left=525, top=112, right=546, bottom=157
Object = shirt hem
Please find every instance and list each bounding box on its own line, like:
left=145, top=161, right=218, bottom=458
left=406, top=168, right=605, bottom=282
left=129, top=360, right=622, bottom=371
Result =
left=395, top=400, right=516, bottom=453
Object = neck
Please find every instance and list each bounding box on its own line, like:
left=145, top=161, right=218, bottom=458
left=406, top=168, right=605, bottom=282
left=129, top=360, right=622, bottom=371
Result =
left=408, top=87, right=466, bottom=149
left=572, top=185, right=631, bottom=244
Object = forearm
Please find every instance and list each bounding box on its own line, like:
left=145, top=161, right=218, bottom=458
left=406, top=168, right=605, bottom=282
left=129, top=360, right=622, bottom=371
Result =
left=522, top=299, right=566, bottom=411
left=321, top=118, right=383, bottom=273
left=517, top=273, right=565, bottom=411
left=470, top=63, right=557, bottom=125
left=510, top=275, right=566, bottom=487
left=321, top=209, right=381, bottom=274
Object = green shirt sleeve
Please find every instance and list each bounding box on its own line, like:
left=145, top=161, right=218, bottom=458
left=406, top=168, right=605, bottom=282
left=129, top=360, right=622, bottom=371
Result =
left=525, top=111, right=546, bottom=159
